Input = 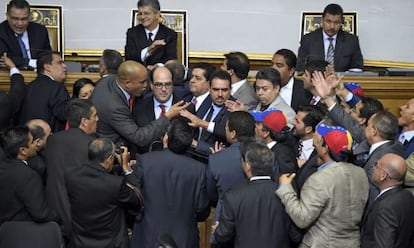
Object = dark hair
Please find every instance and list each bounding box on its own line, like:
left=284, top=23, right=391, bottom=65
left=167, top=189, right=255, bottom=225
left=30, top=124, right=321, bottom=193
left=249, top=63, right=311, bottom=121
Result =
left=167, top=117, right=193, bottom=154
left=298, top=105, right=325, bottom=132
left=88, top=138, right=114, bottom=163
left=224, top=52, right=250, bottom=80
left=304, top=60, right=329, bottom=77
left=209, top=70, right=231, bottom=87
left=66, top=99, right=94, bottom=128
left=137, top=0, right=160, bottom=11
left=255, top=67, right=281, bottom=88
left=370, top=110, right=399, bottom=141
left=227, top=111, right=256, bottom=139
left=100, top=49, right=123, bottom=74
left=72, top=78, right=95, bottom=99
left=359, top=97, right=384, bottom=124
left=274, top=49, right=297, bottom=69
left=165, top=60, right=185, bottom=85
left=192, top=63, right=216, bottom=82
left=239, top=136, right=258, bottom=162
left=36, top=51, right=61, bottom=75
left=0, top=126, right=30, bottom=159
left=260, top=124, right=290, bottom=143
left=245, top=141, right=274, bottom=176
left=7, top=0, right=30, bottom=14
left=323, top=3, right=343, bottom=18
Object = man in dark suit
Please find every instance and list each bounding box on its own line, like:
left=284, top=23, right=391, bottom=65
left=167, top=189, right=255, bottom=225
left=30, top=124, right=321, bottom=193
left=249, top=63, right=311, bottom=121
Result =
left=0, top=126, right=59, bottom=226
left=206, top=111, right=256, bottom=247
left=296, top=3, right=363, bottom=73
left=130, top=117, right=210, bottom=248
left=0, top=0, right=51, bottom=69
left=125, top=0, right=177, bottom=68
left=221, top=51, right=257, bottom=111
left=272, top=49, right=312, bottom=112
left=91, top=60, right=188, bottom=152
left=251, top=109, right=297, bottom=177
left=0, top=52, right=24, bottom=133
left=44, top=99, right=98, bottom=247
left=397, top=98, right=414, bottom=158
left=181, top=70, right=233, bottom=155
left=19, top=51, right=70, bottom=132
left=361, top=153, right=414, bottom=248
left=133, top=66, right=178, bottom=153
left=292, top=105, right=324, bottom=194
left=66, top=138, right=143, bottom=248
left=213, top=141, right=291, bottom=248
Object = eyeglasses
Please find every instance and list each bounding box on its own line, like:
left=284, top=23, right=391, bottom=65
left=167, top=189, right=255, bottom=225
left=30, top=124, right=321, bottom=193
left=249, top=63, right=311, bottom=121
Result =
left=153, top=82, right=173, bottom=89
left=374, top=162, right=392, bottom=179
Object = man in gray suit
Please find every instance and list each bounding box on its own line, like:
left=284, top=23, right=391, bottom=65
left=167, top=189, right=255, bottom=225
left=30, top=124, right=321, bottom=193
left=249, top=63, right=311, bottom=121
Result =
left=91, top=60, right=189, bottom=150
left=276, top=123, right=369, bottom=248
left=221, top=51, right=257, bottom=111
left=296, top=3, right=363, bottom=73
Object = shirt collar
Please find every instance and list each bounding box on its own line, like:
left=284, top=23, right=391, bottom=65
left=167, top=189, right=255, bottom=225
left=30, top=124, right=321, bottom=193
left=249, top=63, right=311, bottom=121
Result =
left=267, top=141, right=276, bottom=149
left=401, top=130, right=414, bottom=142
left=250, top=176, right=271, bottom=181
left=282, top=77, right=294, bottom=90
left=145, top=24, right=160, bottom=37
left=116, top=80, right=131, bottom=102
left=376, top=185, right=398, bottom=200
left=231, top=79, right=246, bottom=95
left=369, top=140, right=391, bottom=155
left=323, top=31, right=338, bottom=41
left=154, top=96, right=173, bottom=108
left=317, top=160, right=334, bottom=171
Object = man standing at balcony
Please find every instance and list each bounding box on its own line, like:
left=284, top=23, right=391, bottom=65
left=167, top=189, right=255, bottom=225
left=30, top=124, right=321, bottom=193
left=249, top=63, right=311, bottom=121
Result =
left=0, top=0, right=51, bottom=69
left=296, top=3, right=363, bottom=73
left=125, top=0, right=177, bottom=69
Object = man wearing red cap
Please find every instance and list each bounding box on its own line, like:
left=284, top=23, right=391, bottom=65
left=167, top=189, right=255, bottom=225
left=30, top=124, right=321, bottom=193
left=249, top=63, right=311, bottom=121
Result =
left=276, top=123, right=369, bottom=247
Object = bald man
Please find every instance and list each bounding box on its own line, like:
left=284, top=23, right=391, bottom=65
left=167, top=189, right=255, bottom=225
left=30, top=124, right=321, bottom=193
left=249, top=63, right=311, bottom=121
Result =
left=91, top=60, right=189, bottom=151
left=26, top=118, right=52, bottom=184
left=361, top=153, right=414, bottom=248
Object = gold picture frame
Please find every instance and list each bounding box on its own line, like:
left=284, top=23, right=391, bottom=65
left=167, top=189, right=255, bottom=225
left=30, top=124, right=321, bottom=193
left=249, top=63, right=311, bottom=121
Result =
left=301, top=11, right=357, bottom=38
left=29, top=5, right=64, bottom=56
left=131, top=9, right=188, bottom=66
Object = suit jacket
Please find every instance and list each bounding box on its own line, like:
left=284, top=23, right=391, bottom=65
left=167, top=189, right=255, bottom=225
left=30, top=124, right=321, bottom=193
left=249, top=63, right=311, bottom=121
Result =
left=328, top=103, right=365, bottom=143
left=270, top=140, right=298, bottom=177
left=197, top=105, right=230, bottom=149
left=65, top=162, right=143, bottom=248
left=132, top=95, right=179, bottom=154
left=290, top=78, right=313, bottom=113
left=125, top=23, right=177, bottom=65
left=361, top=186, right=414, bottom=248
left=232, top=80, right=257, bottom=111
left=276, top=162, right=369, bottom=248
left=0, top=158, right=58, bottom=226
left=405, top=152, right=414, bottom=193
left=91, top=76, right=170, bottom=148
left=256, top=95, right=296, bottom=128
left=19, top=74, right=70, bottom=132
left=0, top=73, right=25, bottom=131
left=131, top=150, right=210, bottom=248
left=296, top=28, right=363, bottom=73
left=363, top=141, right=405, bottom=202
left=397, top=130, right=414, bottom=159
left=0, top=21, right=51, bottom=69
left=215, top=179, right=290, bottom=248
left=293, top=149, right=319, bottom=195
left=207, top=143, right=246, bottom=226
left=44, top=128, right=95, bottom=241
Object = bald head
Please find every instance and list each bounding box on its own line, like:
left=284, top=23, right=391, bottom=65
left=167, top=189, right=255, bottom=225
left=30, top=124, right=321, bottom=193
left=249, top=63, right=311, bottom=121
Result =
left=26, top=119, right=52, bottom=150
left=117, top=60, right=148, bottom=97
left=374, top=153, right=407, bottom=189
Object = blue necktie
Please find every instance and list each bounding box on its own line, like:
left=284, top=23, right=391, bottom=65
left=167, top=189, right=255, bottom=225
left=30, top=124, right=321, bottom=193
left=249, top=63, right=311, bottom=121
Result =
left=16, top=34, right=28, bottom=59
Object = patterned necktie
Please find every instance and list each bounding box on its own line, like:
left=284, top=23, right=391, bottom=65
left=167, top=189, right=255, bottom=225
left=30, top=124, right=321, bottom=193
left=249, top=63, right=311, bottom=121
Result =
left=309, top=96, right=317, bottom=105
left=326, top=37, right=335, bottom=65
left=16, top=34, right=28, bottom=59
left=159, top=104, right=166, bottom=118
left=297, top=141, right=303, bottom=159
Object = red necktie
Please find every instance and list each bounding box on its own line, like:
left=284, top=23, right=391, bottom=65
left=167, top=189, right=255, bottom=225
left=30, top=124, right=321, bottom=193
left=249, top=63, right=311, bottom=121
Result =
left=159, top=104, right=166, bottom=118
left=129, top=97, right=134, bottom=112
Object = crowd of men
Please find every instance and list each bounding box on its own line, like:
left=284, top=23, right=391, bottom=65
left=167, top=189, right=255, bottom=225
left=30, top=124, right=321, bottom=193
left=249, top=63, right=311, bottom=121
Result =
left=1, top=0, right=414, bottom=248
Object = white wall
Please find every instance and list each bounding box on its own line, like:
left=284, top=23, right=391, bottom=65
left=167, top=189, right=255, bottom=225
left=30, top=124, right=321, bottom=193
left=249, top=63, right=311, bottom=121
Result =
left=6, top=0, right=414, bottom=63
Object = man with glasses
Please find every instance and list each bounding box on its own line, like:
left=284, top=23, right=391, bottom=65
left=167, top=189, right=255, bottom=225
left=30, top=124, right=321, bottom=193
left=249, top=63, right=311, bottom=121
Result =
left=0, top=0, right=51, bottom=69
left=133, top=65, right=179, bottom=154
left=296, top=3, right=363, bottom=73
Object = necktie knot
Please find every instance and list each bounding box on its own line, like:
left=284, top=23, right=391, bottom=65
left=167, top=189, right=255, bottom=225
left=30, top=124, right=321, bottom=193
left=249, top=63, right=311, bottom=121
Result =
left=159, top=104, right=166, bottom=117
left=191, top=97, right=197, bottom=105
